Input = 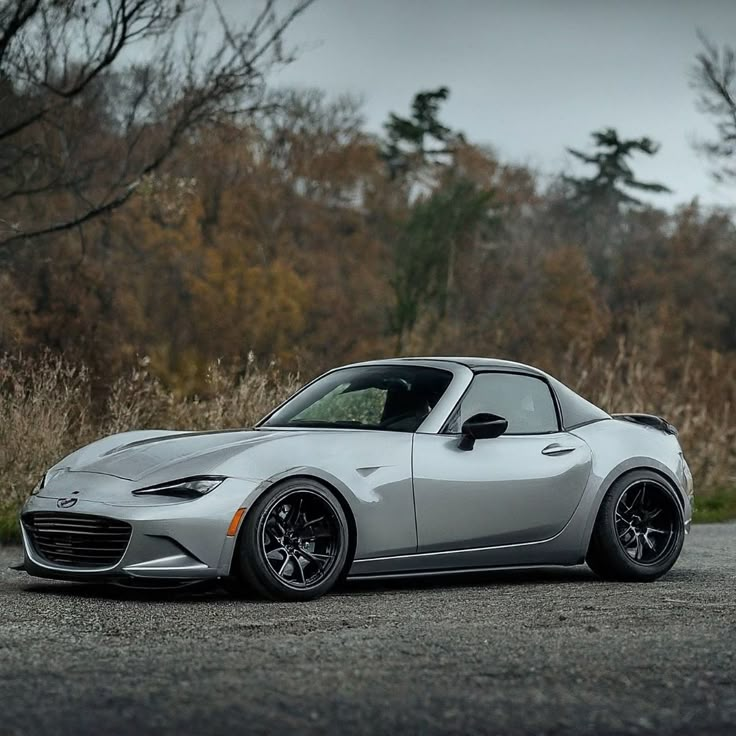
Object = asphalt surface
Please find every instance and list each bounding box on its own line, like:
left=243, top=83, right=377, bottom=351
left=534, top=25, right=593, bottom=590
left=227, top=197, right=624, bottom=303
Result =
left=1, top=524, right=734, bottom=736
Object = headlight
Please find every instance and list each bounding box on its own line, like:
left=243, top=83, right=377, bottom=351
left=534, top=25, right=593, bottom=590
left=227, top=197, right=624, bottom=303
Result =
left=32, top=467, right=69, bottom=494
left=132, top=476, right=226, bottom=499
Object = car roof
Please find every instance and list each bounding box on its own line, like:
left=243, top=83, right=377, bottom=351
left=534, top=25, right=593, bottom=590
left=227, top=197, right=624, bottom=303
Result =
left=352, top=356, right=547, bottom=377
left=343, top=356, right=610, bottom=428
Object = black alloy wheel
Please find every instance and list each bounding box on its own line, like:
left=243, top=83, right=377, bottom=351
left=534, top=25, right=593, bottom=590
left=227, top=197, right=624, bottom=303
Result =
left=231, top=478, right=350, bottom=601
left=614, top=481, right=679, bottom=564
left=587, top=470, right=685, bottom=582
left=259, top=489, right=342, bottom=589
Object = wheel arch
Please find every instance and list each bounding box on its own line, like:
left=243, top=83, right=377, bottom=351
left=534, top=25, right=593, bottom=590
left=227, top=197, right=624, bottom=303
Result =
left=582, top=461, right=687, bottom=554
left=229, top=471, right=359, bottom=579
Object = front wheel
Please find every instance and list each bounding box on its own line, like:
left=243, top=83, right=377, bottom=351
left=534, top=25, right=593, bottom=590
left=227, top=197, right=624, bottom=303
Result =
left=231, top=478, right=350, bottom=601
left=587, top=470, right=685, bottom=582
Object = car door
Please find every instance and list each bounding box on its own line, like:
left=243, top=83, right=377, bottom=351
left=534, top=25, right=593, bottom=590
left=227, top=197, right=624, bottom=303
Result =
left=412, top=371, right=592, bottom=555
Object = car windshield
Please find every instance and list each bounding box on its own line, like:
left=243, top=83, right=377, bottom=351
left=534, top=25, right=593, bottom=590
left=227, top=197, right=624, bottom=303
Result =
left=261, top=365, right=453, bottom=433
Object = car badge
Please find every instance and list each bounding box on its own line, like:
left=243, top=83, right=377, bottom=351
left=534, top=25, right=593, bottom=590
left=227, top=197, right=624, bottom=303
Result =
left=57, top=497, right=78, bottom=509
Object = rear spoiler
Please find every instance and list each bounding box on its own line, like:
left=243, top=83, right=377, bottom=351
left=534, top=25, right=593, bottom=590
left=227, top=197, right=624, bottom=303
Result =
left=611, top=413, right=678, bottom=436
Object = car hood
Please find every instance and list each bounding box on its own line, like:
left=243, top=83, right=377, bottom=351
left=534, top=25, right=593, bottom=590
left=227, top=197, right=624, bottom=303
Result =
left=62, top=428, right=287, bottom=482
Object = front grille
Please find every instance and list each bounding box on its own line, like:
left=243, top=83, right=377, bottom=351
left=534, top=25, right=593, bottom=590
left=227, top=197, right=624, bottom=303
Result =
left=23, top=512, right=132, bottom=569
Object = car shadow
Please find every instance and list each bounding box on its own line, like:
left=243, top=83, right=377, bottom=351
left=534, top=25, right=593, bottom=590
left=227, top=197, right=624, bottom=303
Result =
left=18, top=578, right=231, bottom=603
left=339, top=562, right=700, bottom=595
left=16, top=565, right=601, bottom=604
left=337, top=565, right=599, bottom=595
left=15, top=564, right=694, bottom=603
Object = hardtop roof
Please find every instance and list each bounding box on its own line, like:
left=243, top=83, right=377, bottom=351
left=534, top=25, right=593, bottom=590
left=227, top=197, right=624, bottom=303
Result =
left=366, top=356, right=547, bottom=376
left=346, top=356, right=610, bottom=427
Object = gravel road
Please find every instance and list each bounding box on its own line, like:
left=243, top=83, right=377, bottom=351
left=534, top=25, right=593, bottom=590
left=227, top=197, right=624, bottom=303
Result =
left=1, top=523, right=734, bottom=736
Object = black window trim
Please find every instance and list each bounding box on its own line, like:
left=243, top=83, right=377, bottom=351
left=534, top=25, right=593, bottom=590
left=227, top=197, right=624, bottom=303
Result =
left=439, top=369, right=564, bottom=436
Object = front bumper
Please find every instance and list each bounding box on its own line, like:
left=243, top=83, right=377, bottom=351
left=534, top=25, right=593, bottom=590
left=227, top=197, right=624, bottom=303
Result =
left=19, top=475, right=260, bottom=582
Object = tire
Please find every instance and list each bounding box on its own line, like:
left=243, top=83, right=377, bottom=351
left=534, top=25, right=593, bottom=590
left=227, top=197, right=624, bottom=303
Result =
left=230, top=478, right=350, bottom=601
left=586, top=470, right=685, bottom=582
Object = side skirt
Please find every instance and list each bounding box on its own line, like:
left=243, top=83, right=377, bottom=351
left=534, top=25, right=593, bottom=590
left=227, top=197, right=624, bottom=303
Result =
left=349, top=534, right=583, bottom=577
left=346, top=562, right=586, bottom=582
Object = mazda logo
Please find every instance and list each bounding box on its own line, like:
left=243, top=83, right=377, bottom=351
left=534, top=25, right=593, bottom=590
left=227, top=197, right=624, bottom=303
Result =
left=57, top=497, right=78, bottom=509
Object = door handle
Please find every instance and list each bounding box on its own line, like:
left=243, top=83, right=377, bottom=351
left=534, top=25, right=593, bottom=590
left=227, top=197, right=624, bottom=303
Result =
left=541, top=443, right=576, bottom=456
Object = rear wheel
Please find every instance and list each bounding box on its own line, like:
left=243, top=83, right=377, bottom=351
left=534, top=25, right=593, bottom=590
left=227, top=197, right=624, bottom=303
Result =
left=587, top=470, right=684, bottom=581
left=231, top=478, right=350, bottom=601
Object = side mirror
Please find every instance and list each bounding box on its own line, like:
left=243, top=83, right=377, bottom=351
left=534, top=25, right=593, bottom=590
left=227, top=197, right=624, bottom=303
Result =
left=458, top=412, right=508, bottom=451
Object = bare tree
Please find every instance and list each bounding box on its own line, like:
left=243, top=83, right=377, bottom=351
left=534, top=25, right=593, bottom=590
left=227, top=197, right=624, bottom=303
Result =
left=0, top=0, right=313, bottom=248
left=693, top=32, right=736, bottom=184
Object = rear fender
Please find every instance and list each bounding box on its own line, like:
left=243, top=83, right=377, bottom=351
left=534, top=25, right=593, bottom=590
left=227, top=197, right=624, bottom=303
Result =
left=570, top=419, right=691, bottom=555
left=578, top=459, right=689, bottom=553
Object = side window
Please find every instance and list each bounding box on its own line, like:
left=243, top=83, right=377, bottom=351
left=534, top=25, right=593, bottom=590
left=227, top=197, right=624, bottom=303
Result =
left=447, top=373, right=559, bottom=434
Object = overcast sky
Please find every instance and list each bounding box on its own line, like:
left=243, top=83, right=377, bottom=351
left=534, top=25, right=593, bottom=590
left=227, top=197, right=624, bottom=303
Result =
left=222, top=0, right=736, bottom=208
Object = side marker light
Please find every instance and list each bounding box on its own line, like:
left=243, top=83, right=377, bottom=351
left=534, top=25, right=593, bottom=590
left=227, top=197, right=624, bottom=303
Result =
left=227, top=507, right=246, bottom=537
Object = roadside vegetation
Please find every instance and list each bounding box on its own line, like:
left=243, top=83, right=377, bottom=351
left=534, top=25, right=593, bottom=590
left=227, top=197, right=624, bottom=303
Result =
left=1, top=2, right=735, bottom=539
left=0, top=347, right=733, bottom=542
left=0, top=355, right=299, bottom=542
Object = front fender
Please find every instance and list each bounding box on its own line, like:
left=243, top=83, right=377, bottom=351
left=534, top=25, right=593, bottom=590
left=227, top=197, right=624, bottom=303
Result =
left=219, top=431, right=416, bottom=560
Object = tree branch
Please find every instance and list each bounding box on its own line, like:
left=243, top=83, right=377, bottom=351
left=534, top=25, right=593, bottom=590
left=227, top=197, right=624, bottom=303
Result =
left=0, top=0, right=315, bottom=248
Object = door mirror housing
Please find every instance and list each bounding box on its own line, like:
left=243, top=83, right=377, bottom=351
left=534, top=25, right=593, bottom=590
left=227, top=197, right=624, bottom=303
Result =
left=458, top=412, right=508, bottom=451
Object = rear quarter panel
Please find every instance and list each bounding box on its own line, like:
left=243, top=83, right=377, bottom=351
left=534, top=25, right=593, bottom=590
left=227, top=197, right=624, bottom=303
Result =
left=570, top=418, right=692, bottom=552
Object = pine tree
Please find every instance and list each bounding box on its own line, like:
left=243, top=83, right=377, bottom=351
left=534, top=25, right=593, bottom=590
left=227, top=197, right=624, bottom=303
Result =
left=565, top=128, right=671, bottom=209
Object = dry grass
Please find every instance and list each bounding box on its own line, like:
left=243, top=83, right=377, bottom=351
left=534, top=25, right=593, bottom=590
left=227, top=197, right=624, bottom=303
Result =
left=0, top=354, right=299, bottom=541
left=1, top=344, right=734, bottom=542
left=556, top=336, right=736, bottom=496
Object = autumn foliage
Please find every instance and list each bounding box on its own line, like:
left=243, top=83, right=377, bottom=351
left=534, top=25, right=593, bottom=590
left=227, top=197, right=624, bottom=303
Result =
left=1, top=73, right=736, bottom=529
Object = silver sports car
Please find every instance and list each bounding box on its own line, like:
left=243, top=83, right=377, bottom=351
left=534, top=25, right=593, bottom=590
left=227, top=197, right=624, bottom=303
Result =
left=19, top=357, right=693, bottom=600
